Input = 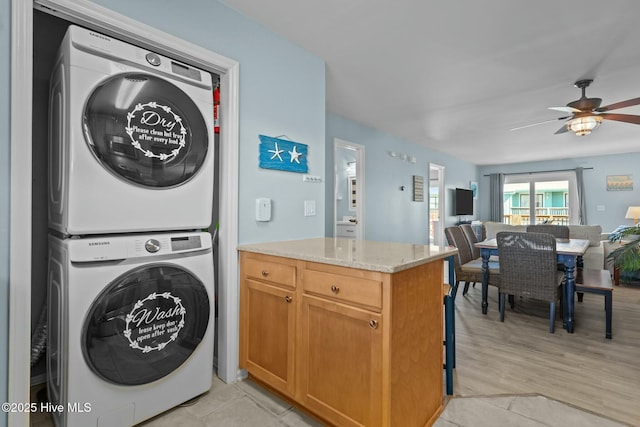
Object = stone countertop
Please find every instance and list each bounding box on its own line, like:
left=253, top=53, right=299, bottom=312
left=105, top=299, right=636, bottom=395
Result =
left=237, top=237, right=457, bottom=273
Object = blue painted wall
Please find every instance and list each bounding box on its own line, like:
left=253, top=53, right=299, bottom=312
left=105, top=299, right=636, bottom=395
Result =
left=0, top=0, right=10, bottom=422
left=326, top=113, right=479, bottom=244
left=91, top=0, right=326, bottom=244
left=478, top=152, right=640, bottom=232
left=0, top=1, right=324, bottom=424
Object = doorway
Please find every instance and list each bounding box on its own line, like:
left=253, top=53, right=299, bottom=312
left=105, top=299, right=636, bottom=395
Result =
left=503, top=171, right=577, bottom=225
left=333, top=139, right=365, bottom=239
left=429, top=164, right=445, bottom=245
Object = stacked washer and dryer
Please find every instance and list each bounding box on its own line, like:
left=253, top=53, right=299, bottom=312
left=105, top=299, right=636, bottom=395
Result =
left=47, top=25, right=216, bottom=426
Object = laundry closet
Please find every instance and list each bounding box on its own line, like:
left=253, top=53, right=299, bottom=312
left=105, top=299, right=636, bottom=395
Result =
left=31, top=9, right=220, bottom=426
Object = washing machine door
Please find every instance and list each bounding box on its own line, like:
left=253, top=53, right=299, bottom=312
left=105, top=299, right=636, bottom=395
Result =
left=83, top=73, right=209, bottom=188
left=82, top=264, right=210, bottom=385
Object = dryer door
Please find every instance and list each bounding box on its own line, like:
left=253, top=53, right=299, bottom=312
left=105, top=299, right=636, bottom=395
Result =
left=83, top=73, right=210, bottom=188
left=82, top=264, right=210, bottom=385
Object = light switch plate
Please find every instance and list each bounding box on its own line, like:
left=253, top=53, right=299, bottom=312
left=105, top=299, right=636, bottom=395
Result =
left=304, top=200, right=316, bottom=216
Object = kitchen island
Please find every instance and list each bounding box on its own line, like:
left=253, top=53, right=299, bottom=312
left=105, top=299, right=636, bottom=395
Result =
left=238, top=238, right=457, bottom=427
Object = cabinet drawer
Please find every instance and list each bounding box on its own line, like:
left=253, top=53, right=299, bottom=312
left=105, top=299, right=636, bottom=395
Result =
left=244, top=258, right=296, bottom=288
left=303, top=269, right=382, bottom=310
left=336, top=224, right=356, bottom=237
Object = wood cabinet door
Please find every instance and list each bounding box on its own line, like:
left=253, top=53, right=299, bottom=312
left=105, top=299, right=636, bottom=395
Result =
left=299, top=294, right=382, bottom=427
left=240, top=278, right=296, bottom=397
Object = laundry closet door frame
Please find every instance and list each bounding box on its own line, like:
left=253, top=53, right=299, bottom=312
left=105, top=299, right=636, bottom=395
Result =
left=10, top=1, right=240, bottom=423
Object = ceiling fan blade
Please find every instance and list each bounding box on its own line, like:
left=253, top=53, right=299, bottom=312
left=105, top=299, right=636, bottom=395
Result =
left=596, top=97, right=640, bottom=112
left=510, top=116, right=570, bottom=131
left=548, top=106, right=581, bottom=113
left=554, top=124, right=569, bottom=134
left=599, top=113, right=640, bottom=125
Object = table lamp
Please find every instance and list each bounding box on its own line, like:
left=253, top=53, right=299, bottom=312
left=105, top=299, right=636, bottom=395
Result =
left=625, top=206, right=640, bottom=225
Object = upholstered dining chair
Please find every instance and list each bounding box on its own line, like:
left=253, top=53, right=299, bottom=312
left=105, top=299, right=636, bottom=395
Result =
left=445, top=226, right=500, bottom=296
left=460, top=223, right=481, bottom=259
left=459, top=224, right=482, bottom=295
left=496, top=231, right=565, bottom=333
left=526, top=224, right=570, bottom=239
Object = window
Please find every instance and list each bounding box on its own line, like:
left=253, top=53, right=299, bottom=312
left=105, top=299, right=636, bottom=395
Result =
left=503, top=171, right=578, bottom=225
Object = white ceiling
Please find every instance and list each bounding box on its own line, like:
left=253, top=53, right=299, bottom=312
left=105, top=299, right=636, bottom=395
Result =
left=222, top=0, right=640, bottom=165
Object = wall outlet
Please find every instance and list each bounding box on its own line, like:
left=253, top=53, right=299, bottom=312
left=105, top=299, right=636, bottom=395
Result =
left=303, top=175, right=322, bottom=183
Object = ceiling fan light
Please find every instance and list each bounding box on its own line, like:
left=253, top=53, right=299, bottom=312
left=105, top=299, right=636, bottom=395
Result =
left=567, top=115, right=602, bottom=136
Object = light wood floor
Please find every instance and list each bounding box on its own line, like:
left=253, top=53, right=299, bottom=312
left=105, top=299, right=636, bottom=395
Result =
left=30, top=281, right=640, bottom=426
left=451, top=281, right=640, bottom=426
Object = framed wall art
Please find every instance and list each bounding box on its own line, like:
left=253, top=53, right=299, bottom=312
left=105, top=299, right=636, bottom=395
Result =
left=470, top=181, right=478, bottom=199
left=606, top=175, right=633, bottom=191
left=258, top=134, right=308, bottom=173
left=349, top=176, right=357, bottom=210
left=413, top=175, right=425, bottom=202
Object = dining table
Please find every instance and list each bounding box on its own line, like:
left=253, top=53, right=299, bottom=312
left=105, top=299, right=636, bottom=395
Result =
left=475, top=237, right=590, bottom=333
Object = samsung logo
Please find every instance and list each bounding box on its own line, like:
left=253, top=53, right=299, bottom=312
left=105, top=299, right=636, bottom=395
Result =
left=89, top=32, right=111, bottom=42
left=89, top=242, right=110, bottom=246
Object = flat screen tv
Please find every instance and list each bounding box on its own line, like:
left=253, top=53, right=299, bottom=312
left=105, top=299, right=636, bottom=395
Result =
left=455, top=188, right=473, bottom=215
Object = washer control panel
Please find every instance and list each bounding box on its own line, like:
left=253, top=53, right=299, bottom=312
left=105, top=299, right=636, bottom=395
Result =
left=145, top=239, right=161, bottom=253
left=67, top=232, right=210, bottom=262
left=170, top=235, right=202, bottom=252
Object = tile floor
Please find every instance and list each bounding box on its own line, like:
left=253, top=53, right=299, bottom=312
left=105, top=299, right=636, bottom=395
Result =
left=32, top=377, right=628, bottom=426
left=139, top=377, right=322, bottom=427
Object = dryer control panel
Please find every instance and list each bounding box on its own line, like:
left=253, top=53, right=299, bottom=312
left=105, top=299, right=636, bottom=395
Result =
left=68, top=25, right=211, bottom=89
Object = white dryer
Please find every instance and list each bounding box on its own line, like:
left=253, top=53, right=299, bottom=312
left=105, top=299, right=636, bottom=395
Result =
left=47, top=231, right=214, bottom=427
left=49, top=25, right=215, bottom=235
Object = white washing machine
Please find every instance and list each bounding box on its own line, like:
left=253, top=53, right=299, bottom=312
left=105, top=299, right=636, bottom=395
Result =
left=49, top=25, right=215, bottom=236
left=47, top=231, right=214, bottom=427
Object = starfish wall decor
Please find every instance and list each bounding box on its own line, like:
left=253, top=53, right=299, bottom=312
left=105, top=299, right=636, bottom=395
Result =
left=258, top=134, right=308, bottom=173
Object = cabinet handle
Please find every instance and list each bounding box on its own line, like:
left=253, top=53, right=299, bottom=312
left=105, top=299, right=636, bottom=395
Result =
left=261, top=270, right=269, bottom=277
left=330, top=285, right=340, bottom=294
left=284, top=296, right=292, bottom=303
left=368, top=319, right=378, bottom=329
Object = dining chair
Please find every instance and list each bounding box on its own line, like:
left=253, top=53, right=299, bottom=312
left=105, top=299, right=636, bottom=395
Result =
left=460, top=223, right=481, bottom=259
left=496, top=231, right=565, bottom=333
left=527, top=224, right=571, bottom=283
left=445, top=226, right=499, bottom=296
left=443, top=256, right=456, bottom=395
left=459, top=224, right=482, bottom=295
left=526, top=224, right=569, bottom=239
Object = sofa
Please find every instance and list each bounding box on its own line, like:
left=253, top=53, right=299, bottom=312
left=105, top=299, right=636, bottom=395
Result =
left=482, top=222, right=606, bottom=270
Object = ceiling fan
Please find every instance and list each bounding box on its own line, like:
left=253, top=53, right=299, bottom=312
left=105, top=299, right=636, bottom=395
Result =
left=513, top=79, right=640, bottom=136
